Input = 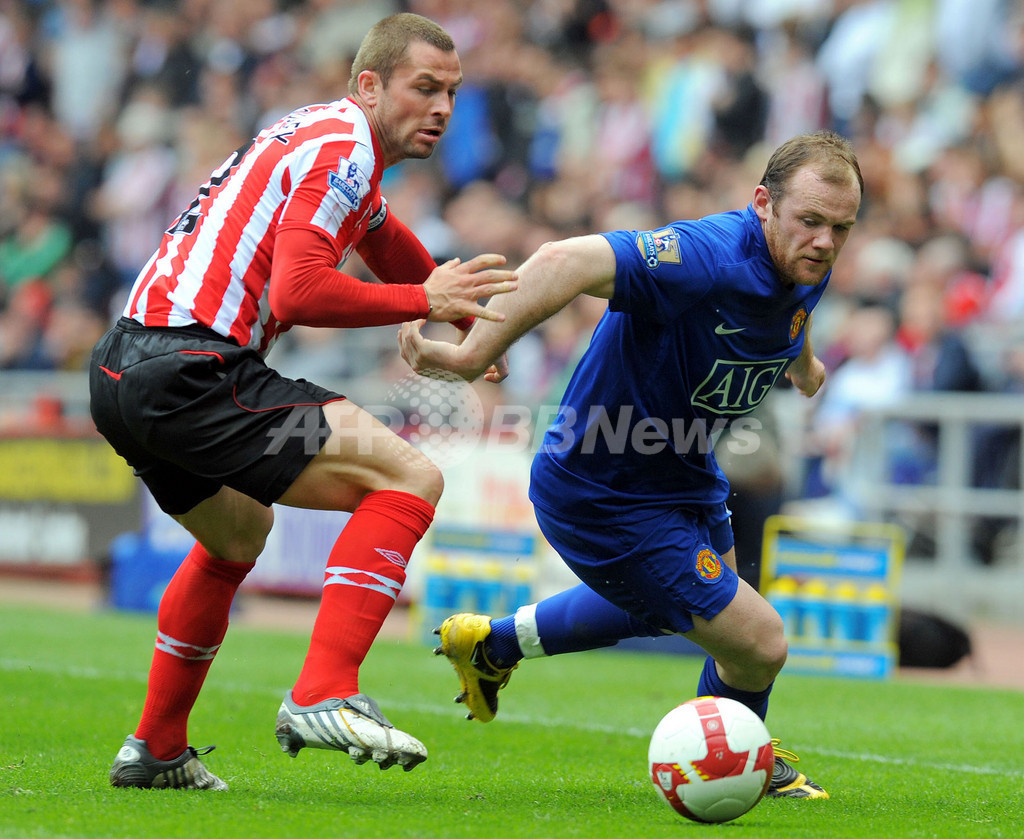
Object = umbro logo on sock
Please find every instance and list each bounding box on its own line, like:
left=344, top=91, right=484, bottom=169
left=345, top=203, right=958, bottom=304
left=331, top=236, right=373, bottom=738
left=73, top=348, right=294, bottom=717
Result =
left=375, top=548, right=409, bottom=568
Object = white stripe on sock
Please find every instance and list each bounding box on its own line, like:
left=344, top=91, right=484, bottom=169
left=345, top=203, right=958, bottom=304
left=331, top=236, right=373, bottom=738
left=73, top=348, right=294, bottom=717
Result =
left=155, top=631, right=221, bottom=660
left=514, top=603, right=547, bottom=659
left=323, top=565, right=402, bottom=599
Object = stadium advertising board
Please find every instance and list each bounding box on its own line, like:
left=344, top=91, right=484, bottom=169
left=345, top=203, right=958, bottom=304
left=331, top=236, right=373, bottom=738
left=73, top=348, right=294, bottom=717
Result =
left=0, top=435, right=140, bottom=574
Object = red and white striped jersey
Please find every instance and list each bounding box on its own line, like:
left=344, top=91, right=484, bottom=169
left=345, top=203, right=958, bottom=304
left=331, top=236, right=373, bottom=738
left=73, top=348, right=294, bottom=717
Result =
left=123, top=97, right=384, bottom=354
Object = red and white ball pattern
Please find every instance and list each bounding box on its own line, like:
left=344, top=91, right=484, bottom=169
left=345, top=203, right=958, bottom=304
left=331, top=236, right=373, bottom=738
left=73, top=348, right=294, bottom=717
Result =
left=648, top=696, right=774, bottom=823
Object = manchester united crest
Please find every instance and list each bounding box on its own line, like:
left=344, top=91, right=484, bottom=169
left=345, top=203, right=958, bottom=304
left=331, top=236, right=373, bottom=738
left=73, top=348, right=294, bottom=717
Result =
left=789, top=307, right=808, bottom=342
left=695, top=548, right=723, bottom=583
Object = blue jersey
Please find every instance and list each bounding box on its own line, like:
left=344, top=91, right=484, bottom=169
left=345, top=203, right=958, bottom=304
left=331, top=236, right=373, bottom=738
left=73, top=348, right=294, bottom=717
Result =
left=529, top=204, right=828, bottom=524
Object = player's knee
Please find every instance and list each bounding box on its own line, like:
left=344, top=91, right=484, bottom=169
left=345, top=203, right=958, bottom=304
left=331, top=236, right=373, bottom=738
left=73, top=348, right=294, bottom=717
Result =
left=739, top=612, right=788, bottom=685
left=759, top=632, right=788, bottom=681
left=219, top=504, right=274, bottom=563
left=753, top=618, right=790, bottom=684
left=340, top=451, right=444, bottom=508
left=396, top=458, right=444, bottom=506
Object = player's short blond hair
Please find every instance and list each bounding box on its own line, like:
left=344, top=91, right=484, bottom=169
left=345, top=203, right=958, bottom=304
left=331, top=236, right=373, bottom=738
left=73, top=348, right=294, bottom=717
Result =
left=348, top=13, right=456, bottom=95
left=760, top=131, right=864, bottom=202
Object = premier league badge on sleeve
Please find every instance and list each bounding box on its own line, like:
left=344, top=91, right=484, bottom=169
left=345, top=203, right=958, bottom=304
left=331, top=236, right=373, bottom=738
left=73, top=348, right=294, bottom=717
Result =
left=636, top=228, right=681, bottom=268
left=328, top=156, right=370, bottom=209
left=651, top=228, right=681, bottom=264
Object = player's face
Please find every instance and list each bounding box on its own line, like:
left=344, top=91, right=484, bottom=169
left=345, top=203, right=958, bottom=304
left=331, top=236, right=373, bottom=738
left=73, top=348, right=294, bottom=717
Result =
left=755, top=166, right=861, bottom=287
left=371, top=42, right=462, bottom=165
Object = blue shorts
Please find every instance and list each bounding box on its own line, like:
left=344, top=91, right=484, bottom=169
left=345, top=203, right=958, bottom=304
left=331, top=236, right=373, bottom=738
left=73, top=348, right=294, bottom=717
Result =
left=532, top=502, right=739, bottom=634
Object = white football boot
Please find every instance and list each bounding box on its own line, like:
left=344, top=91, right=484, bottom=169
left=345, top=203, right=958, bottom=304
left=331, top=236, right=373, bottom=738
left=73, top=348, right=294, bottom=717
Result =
left=109, top=735, right=228, bottom=790
left=275, top=691, right=427, bottom=771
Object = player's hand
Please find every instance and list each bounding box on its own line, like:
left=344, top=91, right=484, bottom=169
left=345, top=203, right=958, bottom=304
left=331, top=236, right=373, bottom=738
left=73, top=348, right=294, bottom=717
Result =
left=423, top=254, right=517, bottom=323
left=785, top=355, right=826, bottom=397
left=400, top=319, right=473, bottom=380
left=482, top=352, right=509, bottom=384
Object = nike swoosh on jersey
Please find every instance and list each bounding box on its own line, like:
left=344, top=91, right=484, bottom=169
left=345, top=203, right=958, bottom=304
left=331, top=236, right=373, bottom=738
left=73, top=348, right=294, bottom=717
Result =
left=714, top=323, right=746, bottom=335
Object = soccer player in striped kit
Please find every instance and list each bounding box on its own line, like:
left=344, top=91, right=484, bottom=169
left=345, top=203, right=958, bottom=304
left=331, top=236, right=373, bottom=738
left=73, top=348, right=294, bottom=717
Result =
left=91, top=14, right=517, bottom=790
left=401, top=131, right=863, bottom=799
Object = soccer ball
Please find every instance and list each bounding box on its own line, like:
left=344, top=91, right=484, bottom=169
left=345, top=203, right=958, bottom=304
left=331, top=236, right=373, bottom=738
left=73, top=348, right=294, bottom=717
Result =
left=648, top=696, right=774, bottom=823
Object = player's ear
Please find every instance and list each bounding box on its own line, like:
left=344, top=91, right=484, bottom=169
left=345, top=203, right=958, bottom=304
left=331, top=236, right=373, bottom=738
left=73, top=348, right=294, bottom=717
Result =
left=356, top=70, right=382, bottom=104
left=752, top=185, right=773, bottom=222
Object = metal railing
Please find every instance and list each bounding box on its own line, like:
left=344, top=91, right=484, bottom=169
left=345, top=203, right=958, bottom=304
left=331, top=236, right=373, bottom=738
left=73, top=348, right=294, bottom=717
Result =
left=820, top=393, right=1024, bottom=623
left=5, top=371, right=1023, bottom=622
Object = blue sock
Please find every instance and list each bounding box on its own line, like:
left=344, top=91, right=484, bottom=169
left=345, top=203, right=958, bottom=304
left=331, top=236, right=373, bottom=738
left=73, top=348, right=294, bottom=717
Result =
left=487, top=585, right=662, bottom=666
left=486, top=615, right=522, bottom=668
left=534, top=584, right=660, bottom=656
left=696, top=655, right=773, bottom=721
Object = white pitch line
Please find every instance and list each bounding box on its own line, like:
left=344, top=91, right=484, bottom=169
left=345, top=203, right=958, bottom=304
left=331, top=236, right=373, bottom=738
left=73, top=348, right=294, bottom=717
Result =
left=808, top=747, right=1024, bottom=779
left=5, top=656, right=1022, bottom=780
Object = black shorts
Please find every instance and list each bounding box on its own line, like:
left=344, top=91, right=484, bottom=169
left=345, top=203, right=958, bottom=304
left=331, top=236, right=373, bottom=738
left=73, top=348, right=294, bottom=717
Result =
left=89, top=318, right=345, bottom=515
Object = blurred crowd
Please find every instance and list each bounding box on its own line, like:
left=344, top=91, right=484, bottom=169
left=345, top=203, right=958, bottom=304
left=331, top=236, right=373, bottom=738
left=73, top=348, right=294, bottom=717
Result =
left=4, top=0, right=1024, bottom=536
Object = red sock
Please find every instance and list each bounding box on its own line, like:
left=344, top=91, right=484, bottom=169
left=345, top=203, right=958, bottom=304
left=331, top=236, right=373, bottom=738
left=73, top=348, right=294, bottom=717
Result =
left=135, top=542, right=253, bottom=760
left=291, top=490, right=434, bottom=705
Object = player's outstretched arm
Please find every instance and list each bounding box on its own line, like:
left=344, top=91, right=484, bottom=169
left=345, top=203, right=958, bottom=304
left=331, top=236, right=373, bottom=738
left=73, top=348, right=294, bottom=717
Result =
left=401, top=234, right=616, bottom=381
left=422, top=254, right=519, bottom=323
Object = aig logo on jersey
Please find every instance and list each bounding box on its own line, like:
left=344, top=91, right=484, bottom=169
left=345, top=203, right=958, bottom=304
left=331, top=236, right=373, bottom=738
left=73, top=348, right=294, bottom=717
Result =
left=635, top=228, right=681, bottom=268
left=691, top=358, right=790, bottom=415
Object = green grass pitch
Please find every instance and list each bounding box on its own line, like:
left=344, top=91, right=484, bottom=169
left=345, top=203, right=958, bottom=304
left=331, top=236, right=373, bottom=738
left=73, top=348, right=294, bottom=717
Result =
left=2, top=602, right=1022, bottom=838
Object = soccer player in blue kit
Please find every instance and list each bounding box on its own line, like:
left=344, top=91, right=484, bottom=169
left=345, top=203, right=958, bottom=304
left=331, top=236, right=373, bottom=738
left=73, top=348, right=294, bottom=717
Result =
left=399, top=131, right=863, bottom=798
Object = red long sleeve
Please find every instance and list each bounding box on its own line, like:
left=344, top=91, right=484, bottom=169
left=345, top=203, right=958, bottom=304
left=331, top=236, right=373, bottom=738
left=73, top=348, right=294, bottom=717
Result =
left=358, top=208, right=474, bottom=331
left=357, top=208, right=437, bottom=285
left=269, top=225, right=429, bottom=328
